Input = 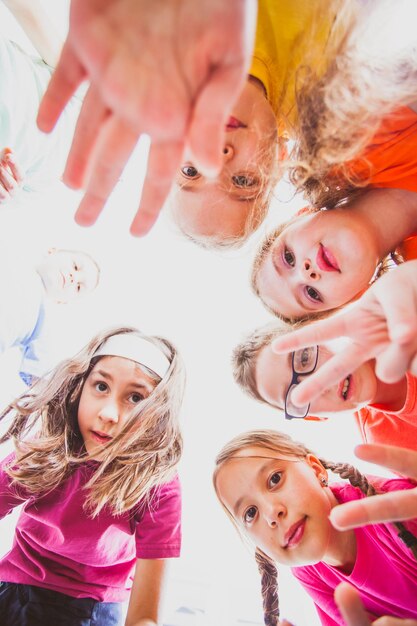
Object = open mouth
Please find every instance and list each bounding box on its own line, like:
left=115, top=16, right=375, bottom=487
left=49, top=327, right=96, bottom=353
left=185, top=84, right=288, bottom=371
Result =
left=339, top=375, right=352, bottom=401
left=225, top=116, right=246, bottom=131
left=91, top=431, right=113, bottom=444
left=283, top=517, right=306, bottom=549
left=316, top=244, right=340, bottom=272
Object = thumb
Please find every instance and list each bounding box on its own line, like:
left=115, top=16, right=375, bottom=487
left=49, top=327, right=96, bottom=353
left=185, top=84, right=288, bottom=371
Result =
left=187, top=64, right=246, bottom=175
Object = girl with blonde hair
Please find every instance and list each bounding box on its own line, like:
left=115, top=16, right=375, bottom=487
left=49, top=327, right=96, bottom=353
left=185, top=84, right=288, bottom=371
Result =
left=214, top=429, right=417, bottom=626
left=0, top=326, right=184, bottom=626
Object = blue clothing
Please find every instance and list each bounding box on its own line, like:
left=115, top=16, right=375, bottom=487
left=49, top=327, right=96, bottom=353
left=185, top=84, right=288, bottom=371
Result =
left=0, top=582, right=123, bottom=626
left=0, top=260, right=48, bottom=386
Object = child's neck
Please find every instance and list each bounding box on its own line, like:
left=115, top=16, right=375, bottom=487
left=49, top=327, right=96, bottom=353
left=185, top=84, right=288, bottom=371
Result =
left=351, top=188, right=417, bottom=258
left=372, top=373, right=408, bottom=411
left=323, top=491, right=357, bottom=573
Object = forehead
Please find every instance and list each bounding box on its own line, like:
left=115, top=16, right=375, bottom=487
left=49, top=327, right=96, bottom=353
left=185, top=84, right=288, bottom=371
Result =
left=216, top=448, right=298, bottom=505
left=173, top=185, right=254, bottom=239
left=90, top=356, right=157, bottom=388
left=255, top=344, right=292, bottom=409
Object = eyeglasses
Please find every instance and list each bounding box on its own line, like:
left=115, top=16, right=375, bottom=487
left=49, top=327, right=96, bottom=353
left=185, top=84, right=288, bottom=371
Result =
left=284, top=346, right=319, bottom=420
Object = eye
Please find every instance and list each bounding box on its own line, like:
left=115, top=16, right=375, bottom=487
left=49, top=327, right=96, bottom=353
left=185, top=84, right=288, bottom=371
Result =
left=73, top=263, right=79, bottom=271
left=243, top=505, right=257, bottom=525
left=129, top=392, right=144, bottom=405
left=232, top=174, right=259, bottom=189
left=77, top=284, right=81, bottom=292
left=95, top=382, right=108, bottom=393
left=305, top=285, right=322, bottom=303
left=181, top=165, right=199, bottom=178
left=283, top=247, right=295, bottom=267
left=301, top=348, right=310, bottom=367
left=268, top=472, right=282, bottom=488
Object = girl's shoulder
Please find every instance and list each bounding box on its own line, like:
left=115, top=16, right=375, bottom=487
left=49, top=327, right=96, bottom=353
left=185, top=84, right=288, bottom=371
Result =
left=331, top=475, right=416, bottom=504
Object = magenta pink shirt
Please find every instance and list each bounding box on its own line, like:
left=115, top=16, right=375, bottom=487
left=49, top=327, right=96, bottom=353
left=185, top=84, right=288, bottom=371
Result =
left=0, top=453, right=181, bottom=602
left=292, top=478, right=417, bottom=626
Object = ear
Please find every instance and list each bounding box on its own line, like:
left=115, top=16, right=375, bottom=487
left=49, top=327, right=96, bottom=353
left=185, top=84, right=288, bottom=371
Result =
left=305, top=453, right=328, bottom=484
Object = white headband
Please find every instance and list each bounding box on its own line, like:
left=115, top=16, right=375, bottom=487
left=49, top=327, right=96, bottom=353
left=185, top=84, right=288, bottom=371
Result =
left=93, top=334, right=171, bottom=379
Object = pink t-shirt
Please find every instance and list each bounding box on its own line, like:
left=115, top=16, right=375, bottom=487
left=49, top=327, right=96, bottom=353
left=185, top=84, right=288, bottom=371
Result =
left=0, top=453, right=181, bottom=602
left=292, top=478, right=417, bottom=626
left=355, top=373, right=417, bottom=450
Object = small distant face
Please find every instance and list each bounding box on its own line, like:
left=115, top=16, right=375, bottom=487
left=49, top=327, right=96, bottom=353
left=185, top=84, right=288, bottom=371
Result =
left=255, top=210, right=379, bottom=319
left=215, top=447, right=337, bottom=567
left=255, top=342, right=378, bottom=415
left=40, top=250, right=100, bottom=302
left=171, top=80, right=279, bottom=242
left=77, top=356, right=158, bottom=457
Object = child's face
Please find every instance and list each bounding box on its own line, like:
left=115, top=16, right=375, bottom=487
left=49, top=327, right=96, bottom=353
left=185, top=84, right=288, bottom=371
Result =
left=255, top=341, right=377, bottom=414
left=171, top=80, right=278, bottom=242
left=256, top=211, right=379, bottom=318
left=77, top=356, right=157, bottom=457
left=216, top=448, right=338, bottom=567
left=40, top=250, right=99, bottom=302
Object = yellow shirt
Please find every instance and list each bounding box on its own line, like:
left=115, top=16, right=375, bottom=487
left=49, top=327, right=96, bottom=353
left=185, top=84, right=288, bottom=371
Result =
left=250, top=0, right=354, bottom=136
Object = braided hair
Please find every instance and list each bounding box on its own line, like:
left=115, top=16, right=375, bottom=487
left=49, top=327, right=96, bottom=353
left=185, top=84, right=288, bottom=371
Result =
left=214, top=430, right=417, bottom=626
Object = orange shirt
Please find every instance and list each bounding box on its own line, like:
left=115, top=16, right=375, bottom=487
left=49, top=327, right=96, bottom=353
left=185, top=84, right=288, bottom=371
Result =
left=354, top=373, right=417, bottom=450
left=345, top=106, right=417, bottom=194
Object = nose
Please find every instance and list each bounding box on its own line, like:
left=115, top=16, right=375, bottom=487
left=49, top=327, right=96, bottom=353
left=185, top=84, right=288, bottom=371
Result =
left=263, top=500, right=285, bottom=528
left=222, top=144, right=234, bottom=162
left=302, top=259, right=320, bottom=281
left=98, top=402, right=119, bottom=424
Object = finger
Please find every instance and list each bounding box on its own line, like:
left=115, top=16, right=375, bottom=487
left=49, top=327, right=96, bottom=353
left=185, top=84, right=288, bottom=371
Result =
left=355, top=444, right=417, bottom=480
left=0, top=183, right=9, bottom=202
left=74, top=115, right=139, bottom=226
left=37, top=41, right=86, bottom=133
left=334, top=582, right=370, bottom=626
left=187, top=64, right=247, bottom=176
left=130, top=139, right=184, bottom=236
left=330, top=489, right=417, bottom=530
left=0, top=164, right=17, bottom=193
left=4, top=151, right=23, bottom=183
left=289, top=346, right=364, bottom=407
left=372, top=269, right=417, bottom=345
left=373, top=617, right=417, bottom=625
left=271, top=315, right=350, bottom=355
left=375, top=342, right=415, bottom=383
left=63, top=85, right=109, bottom=189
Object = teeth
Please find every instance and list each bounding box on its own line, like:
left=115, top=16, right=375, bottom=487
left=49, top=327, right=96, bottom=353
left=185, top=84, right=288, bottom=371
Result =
left=342, top=377, right=350, bottom=399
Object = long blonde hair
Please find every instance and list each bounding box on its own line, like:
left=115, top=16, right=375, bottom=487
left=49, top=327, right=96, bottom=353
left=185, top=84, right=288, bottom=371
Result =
left=213, top=429, right=417, bottom=626
left=290, top=0, right=417, bottom=205
left=0, top=326, right=185, bottom=517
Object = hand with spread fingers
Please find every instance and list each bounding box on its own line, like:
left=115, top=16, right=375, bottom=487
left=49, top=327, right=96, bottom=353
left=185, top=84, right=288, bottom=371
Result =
left=37, top=0, right=256, bottom=235
left=271, top=260, right=417, bottom=409
left=0, top=148, right=23, bottom=203
left=330, top=444, right=417, bottom=531
left=335, top=582, right=417, bottom=626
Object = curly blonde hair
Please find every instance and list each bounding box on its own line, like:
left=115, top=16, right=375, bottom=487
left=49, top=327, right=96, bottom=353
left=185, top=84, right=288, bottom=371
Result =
left=1, top=326, right=185, bottom=517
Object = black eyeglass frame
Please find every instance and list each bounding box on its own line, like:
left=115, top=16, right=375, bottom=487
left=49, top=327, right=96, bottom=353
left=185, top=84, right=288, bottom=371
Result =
left=284, top=346, right=319, bottom=420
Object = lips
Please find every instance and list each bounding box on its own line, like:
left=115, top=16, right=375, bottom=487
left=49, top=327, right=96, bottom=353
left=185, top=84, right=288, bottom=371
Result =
left=91, top=431, right=113, bottom=444
left=225, top=116, right=246, bottom=131
left=283, top=517, right=306, bottom=549
left=338, top=375, right=353, bottom=402
left=316, top=244, right=340, bottom=272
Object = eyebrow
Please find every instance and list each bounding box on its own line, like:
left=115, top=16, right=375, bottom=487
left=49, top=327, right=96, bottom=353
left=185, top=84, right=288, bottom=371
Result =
left=93, top=369, right=153, bottom=393
left=181, top=185, right=257, bottom=203
left=232, top=461, right=271, bottom=517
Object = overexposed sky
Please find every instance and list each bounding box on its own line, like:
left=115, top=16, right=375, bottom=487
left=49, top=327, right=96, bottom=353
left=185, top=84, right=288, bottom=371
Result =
left=0, top=3, right=394, bottom=625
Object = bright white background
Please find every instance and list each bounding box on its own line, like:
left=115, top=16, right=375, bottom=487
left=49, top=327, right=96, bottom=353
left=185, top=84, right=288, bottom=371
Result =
left=0, top=2, right=393, bottom=625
